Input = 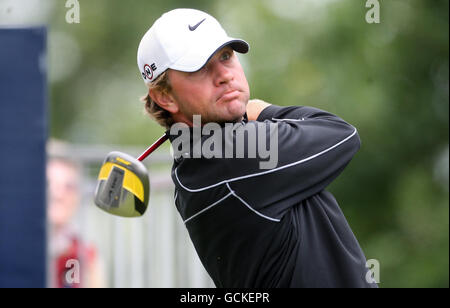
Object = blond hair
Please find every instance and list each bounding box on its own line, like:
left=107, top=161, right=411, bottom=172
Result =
left=141, top=71, right=174, bottom=129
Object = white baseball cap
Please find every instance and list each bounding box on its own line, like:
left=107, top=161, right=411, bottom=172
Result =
left=137, top=8, right=249, bottom=83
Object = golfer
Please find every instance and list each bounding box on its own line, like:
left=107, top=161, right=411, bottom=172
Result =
left=137, top=8, right=377, bottom=288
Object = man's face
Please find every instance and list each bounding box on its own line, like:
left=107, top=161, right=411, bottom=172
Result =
left=167, top=46, right=250, bottom=125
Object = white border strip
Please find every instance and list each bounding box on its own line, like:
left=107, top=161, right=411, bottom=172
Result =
left=183, top=192, right=233, bottom=224
left=226, top=183, right=280, bottom=222
left=175, top=128, right=358, bottom=192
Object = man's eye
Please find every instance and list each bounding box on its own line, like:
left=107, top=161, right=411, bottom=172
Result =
left=221, top=51, right=231, bottom=61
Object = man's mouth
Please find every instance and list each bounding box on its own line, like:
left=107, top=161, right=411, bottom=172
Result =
left=217, top=90, right=240, bottom=103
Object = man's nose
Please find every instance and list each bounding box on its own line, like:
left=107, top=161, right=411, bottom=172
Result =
left=213, top=63, right=233, bottom=86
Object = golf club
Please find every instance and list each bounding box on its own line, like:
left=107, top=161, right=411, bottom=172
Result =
left=94, top=133, right=169, bottom=217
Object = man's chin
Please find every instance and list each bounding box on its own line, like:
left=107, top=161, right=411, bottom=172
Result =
left=231, top=113, right=245, bottom=123
left=225, top=101, right=247, bottom=122
left=218, top=110, right=246, bottom=124
left=191, top=103, right=246, bottom=125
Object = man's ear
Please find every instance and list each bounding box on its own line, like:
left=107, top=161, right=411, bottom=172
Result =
left=148, top=88, right=179, bottom=114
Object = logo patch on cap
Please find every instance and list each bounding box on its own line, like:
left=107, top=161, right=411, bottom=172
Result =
left=142, top=63, right=157, bottom=81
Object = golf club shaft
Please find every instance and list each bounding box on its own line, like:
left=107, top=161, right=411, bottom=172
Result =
left=137, top=133, right=169, bottom=161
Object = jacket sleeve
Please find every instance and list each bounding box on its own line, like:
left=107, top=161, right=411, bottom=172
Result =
left=173, top=105, right=361, bottom=221
left=230, top=104, right=361, bottom=220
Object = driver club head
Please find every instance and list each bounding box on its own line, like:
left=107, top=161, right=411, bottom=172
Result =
left=94, top=151, right=149, bottom=217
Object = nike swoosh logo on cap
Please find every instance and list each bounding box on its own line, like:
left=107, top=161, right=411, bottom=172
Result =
left=189, top=18, right=206, bottom=31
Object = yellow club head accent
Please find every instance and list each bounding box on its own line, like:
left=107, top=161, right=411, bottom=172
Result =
left=94, top=151, right=149, bottom=217
left=116, top=157, right=131, bottom=166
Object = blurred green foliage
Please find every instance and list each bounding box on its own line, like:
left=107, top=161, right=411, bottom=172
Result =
left=48, top=0, right=448, bottom=287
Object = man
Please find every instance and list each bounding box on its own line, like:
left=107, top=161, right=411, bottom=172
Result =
left=137, top=8, right=377, bottom=288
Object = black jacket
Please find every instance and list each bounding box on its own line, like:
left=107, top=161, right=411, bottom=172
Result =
left=169, top=105, right=377, bottom=288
